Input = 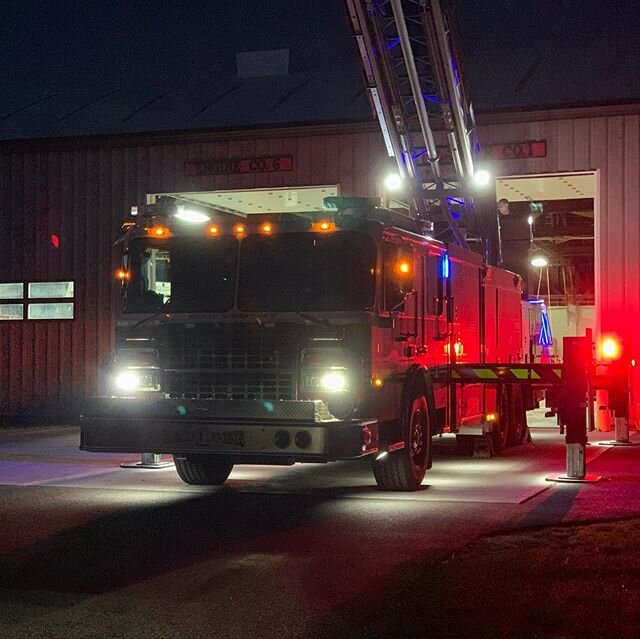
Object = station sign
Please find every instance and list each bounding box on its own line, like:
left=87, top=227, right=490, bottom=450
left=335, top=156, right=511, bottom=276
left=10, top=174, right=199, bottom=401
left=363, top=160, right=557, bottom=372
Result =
left=185, top=155, right=293, bottom=177
left=485, top=140, right=547, bottom=160
left=418, top=140, right=546, bottom=167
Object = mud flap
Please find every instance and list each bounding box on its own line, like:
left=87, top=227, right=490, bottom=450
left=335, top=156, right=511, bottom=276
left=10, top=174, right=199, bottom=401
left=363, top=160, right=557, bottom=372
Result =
left=472, top=433, right=494, bottom=459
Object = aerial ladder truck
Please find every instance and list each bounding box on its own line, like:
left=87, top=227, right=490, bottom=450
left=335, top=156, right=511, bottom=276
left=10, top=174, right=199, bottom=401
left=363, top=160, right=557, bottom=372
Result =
left=80, top=1, right=609, bottom=490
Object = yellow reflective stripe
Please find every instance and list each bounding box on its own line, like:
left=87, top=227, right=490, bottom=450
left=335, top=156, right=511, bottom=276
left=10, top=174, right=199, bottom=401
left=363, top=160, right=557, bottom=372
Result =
left=511, top=368, right=541, bottom=380
left=553, top=368, right=562, bottom=378
left=474, top=369, right=499, bottom=379
left=452, top=370, right=461, bottom=379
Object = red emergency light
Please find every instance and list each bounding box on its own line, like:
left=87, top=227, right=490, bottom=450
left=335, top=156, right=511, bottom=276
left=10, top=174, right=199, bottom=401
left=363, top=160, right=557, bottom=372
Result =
left=600, top=337, right=621, bottom=361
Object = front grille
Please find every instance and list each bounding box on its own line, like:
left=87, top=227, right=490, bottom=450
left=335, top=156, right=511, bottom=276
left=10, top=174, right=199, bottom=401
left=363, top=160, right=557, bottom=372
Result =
left=163, top=324, right=301, bottom=401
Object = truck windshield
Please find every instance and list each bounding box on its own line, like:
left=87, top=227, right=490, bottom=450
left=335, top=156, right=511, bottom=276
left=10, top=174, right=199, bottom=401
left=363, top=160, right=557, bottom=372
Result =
left=237, top=231, right=376, bottom=312
left=124, top=237, right=238, bottom=313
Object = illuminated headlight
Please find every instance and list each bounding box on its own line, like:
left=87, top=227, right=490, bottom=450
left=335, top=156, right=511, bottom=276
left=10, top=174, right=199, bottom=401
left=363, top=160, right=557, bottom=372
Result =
left=321, top=372, right=347, bottom=392
left=114, top=371, right=141, bottom=391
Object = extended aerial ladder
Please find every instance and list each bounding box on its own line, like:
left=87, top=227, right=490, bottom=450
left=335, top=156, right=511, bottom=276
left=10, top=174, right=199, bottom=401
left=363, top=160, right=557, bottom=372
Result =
left=345, top=0, right=486, bottom=252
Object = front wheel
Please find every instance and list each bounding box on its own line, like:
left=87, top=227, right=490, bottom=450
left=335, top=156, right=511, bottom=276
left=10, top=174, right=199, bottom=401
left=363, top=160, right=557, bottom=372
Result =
left=373, top=394, right=431, bottom=491
left=173, top=455, right=234, bottom=485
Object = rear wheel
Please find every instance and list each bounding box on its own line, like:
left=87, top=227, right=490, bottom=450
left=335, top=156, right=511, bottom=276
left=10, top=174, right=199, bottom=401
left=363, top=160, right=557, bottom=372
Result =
left=173, top=455, right=234, bottom=485
left=491, top=388, right=510, bottom=453
left=507, top=386, right=527, bottom=446
left=373, top=393, right=431, bottom=491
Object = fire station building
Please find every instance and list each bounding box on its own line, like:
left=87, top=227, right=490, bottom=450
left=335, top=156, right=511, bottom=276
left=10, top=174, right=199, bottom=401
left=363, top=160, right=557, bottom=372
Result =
left=1, top=3, right=639, bottom=422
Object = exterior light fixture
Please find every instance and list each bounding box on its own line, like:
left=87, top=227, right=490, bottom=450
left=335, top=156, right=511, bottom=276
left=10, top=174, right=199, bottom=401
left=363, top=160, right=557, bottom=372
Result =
left=531, top=255, right=548, bottom=268
left=473, top=169, right=491, bottom=187
left=384, top=173, right=403, bottom=191
left=527, top=215, right=534, bottom=226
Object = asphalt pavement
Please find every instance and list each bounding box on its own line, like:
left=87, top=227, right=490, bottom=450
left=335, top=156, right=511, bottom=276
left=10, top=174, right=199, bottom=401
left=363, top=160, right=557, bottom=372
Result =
left=1, top=410, right=639, bottom=638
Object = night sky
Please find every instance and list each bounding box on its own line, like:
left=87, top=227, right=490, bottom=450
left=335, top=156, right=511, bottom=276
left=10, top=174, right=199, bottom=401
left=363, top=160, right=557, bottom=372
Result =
left=1, top=0, right=639, bottom=139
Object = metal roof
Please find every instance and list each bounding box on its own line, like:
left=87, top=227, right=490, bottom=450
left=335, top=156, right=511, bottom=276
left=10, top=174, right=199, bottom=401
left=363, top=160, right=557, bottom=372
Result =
left=1, top=0, right=638, bottom=141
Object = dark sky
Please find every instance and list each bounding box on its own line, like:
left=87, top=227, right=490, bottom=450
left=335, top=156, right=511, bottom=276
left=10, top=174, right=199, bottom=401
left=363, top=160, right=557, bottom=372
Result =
left=1, top=1, right=639, bottom=139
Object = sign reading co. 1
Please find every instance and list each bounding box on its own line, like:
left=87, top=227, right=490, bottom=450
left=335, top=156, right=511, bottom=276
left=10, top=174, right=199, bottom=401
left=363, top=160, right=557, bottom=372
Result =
left=185, top=155, right=293, bottom=177
left=486, top=140, right=547, bottom=160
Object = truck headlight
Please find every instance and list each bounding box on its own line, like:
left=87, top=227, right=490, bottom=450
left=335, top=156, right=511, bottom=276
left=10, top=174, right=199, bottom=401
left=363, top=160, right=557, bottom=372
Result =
left=321, top=372, right=347, bottom=392
left=114, top=371, right=141, bottom=391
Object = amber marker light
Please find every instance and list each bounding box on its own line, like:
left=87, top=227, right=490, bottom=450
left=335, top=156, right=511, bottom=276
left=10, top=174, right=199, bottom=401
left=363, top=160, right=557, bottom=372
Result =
left=147, top=226, right=169, bottom=237
left=234, top=224, right=246, bottom=235
left=208, top=224, right=220, bottom=236
left=486, top=413, right=497, bottom=422
left=115, top=269, right=130, bottom=281
left=313, top=221, right=335, bottom=232
left=260, top=222, right=274, bottom=234
left=371, top=375, right=384, bottom=388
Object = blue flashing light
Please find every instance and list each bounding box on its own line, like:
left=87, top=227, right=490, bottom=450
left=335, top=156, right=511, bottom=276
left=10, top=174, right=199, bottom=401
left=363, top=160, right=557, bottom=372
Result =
left=441, top=254, right=450, bottom=279
left=387, top=38, right=401, bottom=50
left=413, top=149, right=429, bottom=160
left=422, top=93, right=441, bottom=104
left=538, top=310, right=553, bottom=346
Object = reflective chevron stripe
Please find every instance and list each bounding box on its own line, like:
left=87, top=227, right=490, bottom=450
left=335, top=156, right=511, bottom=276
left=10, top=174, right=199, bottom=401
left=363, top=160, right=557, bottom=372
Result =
left=430, top=364, right=564, bottom=384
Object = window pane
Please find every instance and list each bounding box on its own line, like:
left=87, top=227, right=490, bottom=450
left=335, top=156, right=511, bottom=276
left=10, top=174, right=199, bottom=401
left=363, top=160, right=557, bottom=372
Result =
left=0, top=283, right=24, bottom=299
left=28, top=281, right=75, bottom=298
left=27, top=303, right=74, bottom=320
left=0, top=304, right=23, bottom=320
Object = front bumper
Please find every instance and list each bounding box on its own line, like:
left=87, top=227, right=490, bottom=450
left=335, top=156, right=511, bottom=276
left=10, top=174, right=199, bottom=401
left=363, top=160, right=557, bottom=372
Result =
left=80, top=397, right=379, bottom=462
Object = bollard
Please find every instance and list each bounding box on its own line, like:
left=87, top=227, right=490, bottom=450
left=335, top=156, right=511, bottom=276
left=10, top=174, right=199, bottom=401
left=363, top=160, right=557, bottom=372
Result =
left=121, top=453, right=175, bottom=469
left=598, top=341, right=638, bottom=447
left=547, top=334, right=601, bottom=483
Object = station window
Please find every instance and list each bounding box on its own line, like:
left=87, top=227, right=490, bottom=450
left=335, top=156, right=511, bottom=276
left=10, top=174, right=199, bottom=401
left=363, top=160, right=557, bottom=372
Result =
left=0, top=281, right=75, bottom=320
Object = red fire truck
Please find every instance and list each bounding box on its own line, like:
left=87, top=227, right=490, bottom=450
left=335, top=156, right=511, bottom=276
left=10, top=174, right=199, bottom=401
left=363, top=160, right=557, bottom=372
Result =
left=80, top=196, right=531, bottom=491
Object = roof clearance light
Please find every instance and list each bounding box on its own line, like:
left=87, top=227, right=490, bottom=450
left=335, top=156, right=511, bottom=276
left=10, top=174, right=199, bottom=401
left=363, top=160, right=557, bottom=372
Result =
left=260, top=222, right=274, bottom=234
left=234, top=224, right=246, bottom=235
left=174, top=207, right=211, bottom=223
left=601, top=337, right=621, bottom=360
left=313, top=221, right=335, bottom=232
left=384, top=173, right=403, bottom=191
left=148, top=226, right=169, bottom=237
left=208, top=224, right=220, bottom=236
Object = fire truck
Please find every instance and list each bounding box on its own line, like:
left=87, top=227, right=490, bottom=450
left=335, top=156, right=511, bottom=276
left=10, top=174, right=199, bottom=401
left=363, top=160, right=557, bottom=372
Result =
left=81, top=0, right=544, bottom=490
left=80, top=196, right=531, bottom=491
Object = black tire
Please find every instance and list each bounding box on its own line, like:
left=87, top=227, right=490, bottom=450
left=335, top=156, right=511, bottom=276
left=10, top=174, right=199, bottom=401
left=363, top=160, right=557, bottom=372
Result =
left=507, top=386, right=527, bottom=446
left=173, top=455, right=234, bottom=485
left=491, top=388, right=510, bottom=453
left=373, top=393, right=431, bottom=491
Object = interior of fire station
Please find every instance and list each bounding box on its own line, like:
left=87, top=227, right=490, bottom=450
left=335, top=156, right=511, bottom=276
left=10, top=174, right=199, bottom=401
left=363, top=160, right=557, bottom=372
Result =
left=494, top=171, right=596, bottom=360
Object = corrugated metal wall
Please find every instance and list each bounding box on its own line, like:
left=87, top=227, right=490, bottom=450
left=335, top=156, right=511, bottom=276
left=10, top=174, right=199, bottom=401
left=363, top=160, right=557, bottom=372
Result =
left=1, top=105, right=639, bottom=419
left=0, top=129, right=385, bottom=417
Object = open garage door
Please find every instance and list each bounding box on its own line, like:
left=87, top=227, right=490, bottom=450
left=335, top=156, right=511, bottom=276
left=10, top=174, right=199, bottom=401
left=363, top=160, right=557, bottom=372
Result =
left=148, top=185, right=339, bottom=217
left=495, top=171, right=596, bottom=358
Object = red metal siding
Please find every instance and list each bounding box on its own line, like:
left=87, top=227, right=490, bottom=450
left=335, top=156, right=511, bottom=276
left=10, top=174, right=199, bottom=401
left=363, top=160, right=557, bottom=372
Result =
left=1, top=107, right=639, bottom=419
